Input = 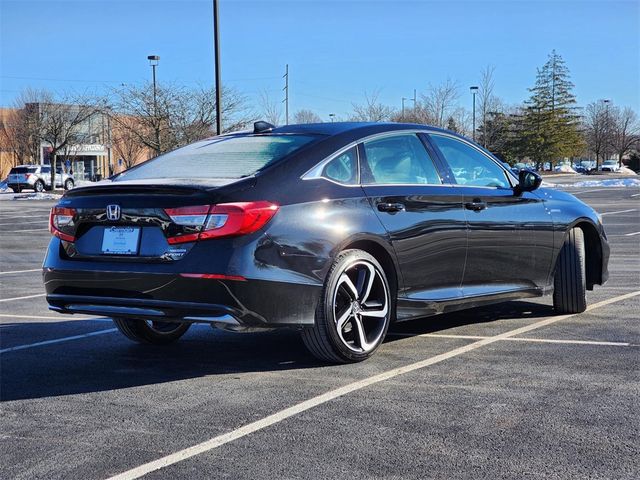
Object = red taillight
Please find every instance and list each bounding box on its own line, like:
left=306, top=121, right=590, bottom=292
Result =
left=164, top=201, right=278, bottom=244
left=180, top=273, right=247, bottom=281
left=25, top=173, right=32, bottom=179
left=49, top=206, right=76, bottom=242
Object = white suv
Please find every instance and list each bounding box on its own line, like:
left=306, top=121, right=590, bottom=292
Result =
left=7, top=165, right=75, bottom=192
left=600, top=160, right=620, bottom=172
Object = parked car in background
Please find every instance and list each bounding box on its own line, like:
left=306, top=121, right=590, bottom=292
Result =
left=573, top=160, right=597, bottom=174
left=600, top=160, right=620, bottom=172
left=7, top=165, right=75, bottom=192
left=44, top=122, right=609, bottom=363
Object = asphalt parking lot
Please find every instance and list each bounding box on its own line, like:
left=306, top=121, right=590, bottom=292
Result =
left=1, top=183, right=639, bottom=479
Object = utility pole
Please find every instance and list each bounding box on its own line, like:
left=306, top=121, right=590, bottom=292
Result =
left=413, top=89, right=417, bottom=106
left=213, top=0, right=222, bottom=135
left=283, top=64, right=289, bottom=125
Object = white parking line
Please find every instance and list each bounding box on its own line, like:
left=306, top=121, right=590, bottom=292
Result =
left=0, top=220, right=49, bottom=226
left=387, top=332, right=630, bottom=347
left=0, top=313, right=111, bottom=321
left=0, top=269, right=41, bottom=275
left=1, top=228, right=49, bottom=233
left=631, top=193, right=640, bottom=198
left=600, top=209, right=637, bottom=216
left=0, top=214, right=50, bottom=219
left=625, top=231, right=640, bottom=237
left=106, top=290, right=640, bottom=480
left=572, top=188, right=611, bottom=194
left=0, top=293, right=46, bottom=303
left=0, top=328, right=118, bottom=354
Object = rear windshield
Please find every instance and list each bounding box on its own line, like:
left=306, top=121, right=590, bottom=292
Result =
left=116, top=134, right=319, bottom=181
left=10, top=167, right=37, bottom=174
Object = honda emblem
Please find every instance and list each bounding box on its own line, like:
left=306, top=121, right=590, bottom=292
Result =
left=106, top=204, right=121, bottom=221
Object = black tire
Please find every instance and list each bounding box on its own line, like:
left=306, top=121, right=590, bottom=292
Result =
left=553, top=227, right=587, bottom=314
left=12, top=187, right=21, bottom=193
left=34, top=180, right=45, bottom=192
left=113, top=318, right=191, bottom=345
left=64, top=179, right=74, bottom=190
left=302, top=249, right=393, bottom=363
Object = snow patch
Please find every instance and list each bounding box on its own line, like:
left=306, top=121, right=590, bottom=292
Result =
left=0, top=192, right=62, bottom=201
left=552, top=178, right=640, bottom=188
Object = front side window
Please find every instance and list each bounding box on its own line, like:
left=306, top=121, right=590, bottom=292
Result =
left=117, top=134, right=320, bottom=181
left=429, top=135, right=509, bottom=188
left=322, top=147, right=357, bottom=184
left=362, top=134, right=441, bottom=185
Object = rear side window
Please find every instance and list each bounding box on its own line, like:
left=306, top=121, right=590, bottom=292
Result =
left=41, top=166, right=51, bottom=174
left=10, top=167, right=36, bottom=174
left=430, top=135, right=509, bottom=188
left=322, top=147, right=357, bottom=184
left=117, top=134, right=319, bottom=181
left=362, top=134, right=442, bottom=185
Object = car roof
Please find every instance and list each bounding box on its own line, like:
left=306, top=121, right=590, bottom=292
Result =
left=270, top=121, right=448, bottom=136
left=217, top=122, right=454, bottom=140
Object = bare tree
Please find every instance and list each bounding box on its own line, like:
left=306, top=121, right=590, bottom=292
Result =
left=351, top=90, right=394, bottom=122
left=110, top=115, right=150, bottom=170
left=0, top=109, right=26, bottom=170
left=478, top=65, right=502, bottom=147
left=39, top=95, right=99, bottom=189
left=1, top=88, right=49, bottom=166
left=293, top=109, right=322, bottom=124
left=584, top=101, right=609, bottom=166
left=107, top=83, right=254, bottom=158
left=421, top=79, right=459, bottom=128
left=258, top=89, right=282, bottom=126
left=609, top=106, right=640, bottom=166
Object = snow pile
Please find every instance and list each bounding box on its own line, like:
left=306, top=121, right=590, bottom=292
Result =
left=619, top=166, right=638, bottom=176
left=555, top=164, right=577, bottom=173
left=74, top=179, right=97, bottom=188
left=553, top=178, right=640, bottom=188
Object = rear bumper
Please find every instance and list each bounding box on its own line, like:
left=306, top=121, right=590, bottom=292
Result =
left=44, top=269, right=321, bottom=328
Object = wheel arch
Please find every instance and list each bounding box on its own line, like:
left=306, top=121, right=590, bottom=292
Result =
left=566, top=219, right=603, bottom=290
left=340, top=238, right=401, bottom=297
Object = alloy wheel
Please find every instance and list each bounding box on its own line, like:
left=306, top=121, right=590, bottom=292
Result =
left=332, top=260, right=389, bottom=353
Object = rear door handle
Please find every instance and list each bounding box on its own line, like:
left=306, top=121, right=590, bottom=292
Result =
left=377, top=202, right=405, bottom=213
left=464, top=201, right=487, bottom=212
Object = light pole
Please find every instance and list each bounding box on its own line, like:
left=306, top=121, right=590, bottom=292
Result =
left=213, top=0, right=222, bottom=135
left=329, top=113, right=336, bottom=123
left=470, top=86, right=479, bottom=141
left=147, top=55, right=160, bottom=156
left=603, top=99, right=610, bottom=163
left=402, top=97, right=408, bottom=121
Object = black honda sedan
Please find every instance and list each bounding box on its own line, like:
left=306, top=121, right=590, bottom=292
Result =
left=44, top=122, right=609, bottom=363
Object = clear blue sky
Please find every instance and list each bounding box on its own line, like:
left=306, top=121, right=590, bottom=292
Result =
left=1, top=0, right=638, bottom=120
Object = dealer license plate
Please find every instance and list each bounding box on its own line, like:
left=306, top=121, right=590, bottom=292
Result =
left=101, top=227, right=140, bottom=255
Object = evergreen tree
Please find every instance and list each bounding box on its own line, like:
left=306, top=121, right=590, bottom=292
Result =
left=446, top=116, right=459, bottom=133
left=521, top=50, right=583, bottom=168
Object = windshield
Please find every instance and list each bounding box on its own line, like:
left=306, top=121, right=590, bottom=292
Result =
left=116, top=134, right=320, bottom=181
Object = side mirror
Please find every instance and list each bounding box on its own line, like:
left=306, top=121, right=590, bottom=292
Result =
left=515, top=170, right=542, bottom=194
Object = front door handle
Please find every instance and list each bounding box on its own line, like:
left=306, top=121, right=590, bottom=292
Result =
left=464, top=200, right=487, bottom=212
left=377, top=202, right=405, bottom=213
